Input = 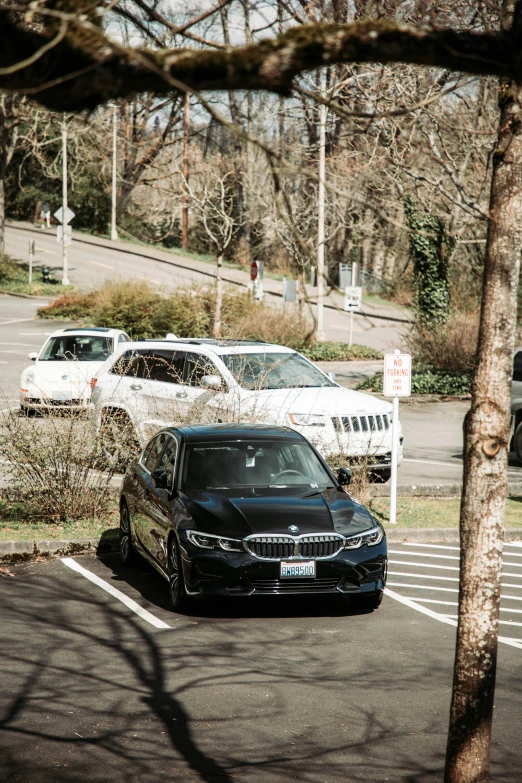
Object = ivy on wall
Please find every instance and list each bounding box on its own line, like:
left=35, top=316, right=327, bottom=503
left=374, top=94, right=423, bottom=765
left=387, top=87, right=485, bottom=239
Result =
left=404, top=195, right=454, bottom=323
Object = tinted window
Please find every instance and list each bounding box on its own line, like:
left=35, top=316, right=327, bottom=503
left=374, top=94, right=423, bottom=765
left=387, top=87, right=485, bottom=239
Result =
left=157, top=435, right=178, bottom=488
left=183, top=352, right=222, bottom=387
left=110, top=350, right=184, bottom=381
left=40, top=335, right=113, bottom=362
left=182, top=439, right=333, bottom=490
left=142, top=432, right=170, bottom=472
left=221, top=352, right=334, bottom=390
left=514, top=352, right=522, bottom=382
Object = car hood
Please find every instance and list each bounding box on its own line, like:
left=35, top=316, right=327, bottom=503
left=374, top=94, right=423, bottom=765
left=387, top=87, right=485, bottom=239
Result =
left=241, top=386, right=391, bottom=416
left=30, top=361, right=104, bottom=385
left=180, top=488, right=377, bottom=539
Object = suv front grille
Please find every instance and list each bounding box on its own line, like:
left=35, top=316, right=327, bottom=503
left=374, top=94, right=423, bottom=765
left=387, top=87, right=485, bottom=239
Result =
left=244, top=533, right=345, bottom=561
left=251, top=577, right=340, bottom=594
left=332, top=414, right=389, bottom=434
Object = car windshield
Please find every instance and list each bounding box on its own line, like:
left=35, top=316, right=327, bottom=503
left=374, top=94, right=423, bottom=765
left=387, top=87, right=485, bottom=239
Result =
left=221, top=352, right=335, bottom=390
left=182, top=439, right=334, bottom=492
left=39, top=335, right=113, bottom=362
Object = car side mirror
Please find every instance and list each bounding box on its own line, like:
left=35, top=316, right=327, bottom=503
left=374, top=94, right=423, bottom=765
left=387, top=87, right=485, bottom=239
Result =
left=28, top=352, right=38, bottom=361
left=337, top=467, right=352, bottom=487
left=200, top=374, right=222, bottom=390
left=151, top=468, right=169, bottom=489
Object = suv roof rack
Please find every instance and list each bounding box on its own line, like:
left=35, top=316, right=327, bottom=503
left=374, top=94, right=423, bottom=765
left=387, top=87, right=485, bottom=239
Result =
left=140, top=338, right=271, bottom=347
left=62, top=327, right=111, bottom=333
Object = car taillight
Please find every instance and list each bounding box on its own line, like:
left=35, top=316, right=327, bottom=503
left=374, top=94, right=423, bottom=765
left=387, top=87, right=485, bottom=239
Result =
left=89, top=378, right=97, bottom=391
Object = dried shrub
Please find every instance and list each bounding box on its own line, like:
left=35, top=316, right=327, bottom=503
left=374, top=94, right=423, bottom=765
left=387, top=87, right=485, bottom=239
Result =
left=0, top=406, right=118, bottom=524
left=406, top=313, right=479, bottom=374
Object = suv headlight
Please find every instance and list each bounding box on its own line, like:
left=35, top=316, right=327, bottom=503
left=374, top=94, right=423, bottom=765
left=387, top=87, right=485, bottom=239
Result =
left=22, top=370, right=35, bottom=383
left=288, top=414, right=326, bottom=427
left=344, top=525, right=384, bottom=550
left=187, top=530, right=243, bottom=552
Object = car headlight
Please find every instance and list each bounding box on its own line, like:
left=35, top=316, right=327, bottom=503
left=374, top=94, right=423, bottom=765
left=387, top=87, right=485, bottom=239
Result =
left=187, top=530, right=243, bottom=552
left=288, top=413, right=327, bottom=427
left=344, top=525, right=384, bottom=550
left=22, top=370, right=35, bottom=383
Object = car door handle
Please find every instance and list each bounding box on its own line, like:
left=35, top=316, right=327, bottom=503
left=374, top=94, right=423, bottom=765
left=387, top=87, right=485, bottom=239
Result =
left=130, top=384, right=142, bottom=391
left=176, top=391, right=187, bottom=399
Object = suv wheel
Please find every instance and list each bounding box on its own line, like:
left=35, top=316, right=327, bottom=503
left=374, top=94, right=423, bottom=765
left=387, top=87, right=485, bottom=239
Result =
left=120, top=501, right=138, bottom=566
left=351, top=590, right=384, bottom=612
left=514, top=422, right=522, bottom=464
left=168, top=536, right=188, bottom=612
left=101, top=409, right=139, bottom=470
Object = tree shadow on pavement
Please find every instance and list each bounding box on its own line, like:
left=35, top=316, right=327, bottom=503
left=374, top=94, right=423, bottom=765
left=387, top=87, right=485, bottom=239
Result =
left=0, top=560, right=521, bottom=783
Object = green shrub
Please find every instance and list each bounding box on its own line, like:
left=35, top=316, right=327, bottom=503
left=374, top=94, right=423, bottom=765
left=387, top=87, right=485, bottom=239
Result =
left=300, top=341, right=381, bottom=361
left=356, top=367, right=472, bottom=396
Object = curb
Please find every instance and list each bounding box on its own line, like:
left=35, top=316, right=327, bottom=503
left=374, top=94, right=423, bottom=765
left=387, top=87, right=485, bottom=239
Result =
left=0, top=536, right=118, bottom=564
left=370, top=483, right=522, bottom=498
left=2, top=528, right=522, bottom=564
left=0, top=288, right=51, bottom=300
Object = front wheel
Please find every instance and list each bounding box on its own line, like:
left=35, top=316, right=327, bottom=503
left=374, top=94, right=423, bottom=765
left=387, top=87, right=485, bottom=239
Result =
left=120, top=502, right=138, bottom=566
left=168, top=536, right=189, bottom=612
left=514, top=422, right=522, bottom=464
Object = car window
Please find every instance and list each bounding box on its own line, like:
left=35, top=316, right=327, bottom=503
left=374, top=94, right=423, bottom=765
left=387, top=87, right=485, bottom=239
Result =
left=39, top=335, right=113, bottom=362
left=513, top=352, right=522, bottom=382
left=141, top=432, right=169, bottom=473
left=110, top=350, right=140, bottom=376
left=182, top=439, right=333, bottom=490
left=157, top=435, right=178, bottom=488
left=136, top=350, right=185, bottom=384
left=118, top=334, right=130, bottom=343
left=221, top=352, right=334, bottom=390
left=183, top=352, right=222, bottom=387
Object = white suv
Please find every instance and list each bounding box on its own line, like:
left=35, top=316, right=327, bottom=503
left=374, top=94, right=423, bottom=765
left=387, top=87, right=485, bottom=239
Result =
left=90, top=338, right=403, bottom=479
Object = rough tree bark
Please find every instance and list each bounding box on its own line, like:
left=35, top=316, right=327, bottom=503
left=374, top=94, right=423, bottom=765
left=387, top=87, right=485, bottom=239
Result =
left=444, top=5, right=522, bottom=781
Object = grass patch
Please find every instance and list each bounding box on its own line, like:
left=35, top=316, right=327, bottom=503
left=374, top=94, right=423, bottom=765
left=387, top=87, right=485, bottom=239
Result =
left=302, top=341, right=381, bottom=361
left=0, top=254, right=71, bottom=296
left=0, top=499, right=119, bottom=541
left=371, top=497, right=522, bottom=528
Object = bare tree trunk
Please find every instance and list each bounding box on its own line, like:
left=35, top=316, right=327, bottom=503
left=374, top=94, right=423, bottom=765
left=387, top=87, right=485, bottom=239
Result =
left=213, top=253, right=224, bottom=339
left=444, top=76, right=522, bottom=783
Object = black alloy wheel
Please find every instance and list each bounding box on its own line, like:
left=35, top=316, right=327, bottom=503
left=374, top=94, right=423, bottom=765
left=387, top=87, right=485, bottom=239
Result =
left=168, top=536, right=188, bottom=611
left=351, top=590, right=384, bottom=611
left=514, top=422, right=522, bottom=464
left=119, top=502, right=137, bottom=566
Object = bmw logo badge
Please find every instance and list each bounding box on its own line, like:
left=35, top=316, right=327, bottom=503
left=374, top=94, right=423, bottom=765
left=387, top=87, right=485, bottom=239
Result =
left=288, top=525, right=299, bottom=533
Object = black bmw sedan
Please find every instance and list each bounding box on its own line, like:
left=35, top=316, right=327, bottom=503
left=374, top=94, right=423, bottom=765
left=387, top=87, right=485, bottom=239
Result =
left=119, top=424, right=387, bottom=611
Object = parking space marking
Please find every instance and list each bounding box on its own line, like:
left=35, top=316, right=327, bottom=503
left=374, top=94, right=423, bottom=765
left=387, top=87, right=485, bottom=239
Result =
left=403, top=543, right=460, bottom=551
left=89, top=260, right=113, bottom=268
left=61, top=557, right=171, bottom=630
left=388, top=549, right=460, bottom=561
left=384, top=588, right=522, bottom=650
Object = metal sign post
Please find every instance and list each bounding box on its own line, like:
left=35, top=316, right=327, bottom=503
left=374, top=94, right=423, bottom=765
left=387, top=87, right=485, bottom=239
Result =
left=344, top=285, right=362, bottom=346
left=383, top=349, right=412, bottom=524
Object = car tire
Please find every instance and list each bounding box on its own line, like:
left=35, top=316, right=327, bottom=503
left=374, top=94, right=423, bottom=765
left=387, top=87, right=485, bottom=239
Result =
left=101, top=409, right=139, bottom=470
left=514, top=422, right=522, bottom=464
left=119, top=501, right=138, bottom=566
left=351, top=590, right=384, bottom=611
left=168, top=535, right=188, bottom=612
left=20, top=405, right=36, bottom=417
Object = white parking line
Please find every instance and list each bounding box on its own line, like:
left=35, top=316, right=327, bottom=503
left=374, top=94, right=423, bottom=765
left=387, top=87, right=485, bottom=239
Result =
left=0, top=318, right=36, bottom=326
left=389, top=559, right=459, bottom=571
left=403, top=543, right=460, bottom=551
left=384, top=588, right=522, bottom=650
left=389, top=571, right=459, bottom=582
left=89, top=261, right=113, bottom=269
left=388, top=549, right=460, bottom=561
left=61, top=557, right=171, bottom=630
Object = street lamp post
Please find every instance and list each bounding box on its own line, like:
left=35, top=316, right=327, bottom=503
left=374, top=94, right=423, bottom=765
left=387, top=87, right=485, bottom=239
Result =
left=61, top=116, right=70, bottom=286
left=316, top=70, right=327, bottom=341
left=111, top=103, right=118, bottom=241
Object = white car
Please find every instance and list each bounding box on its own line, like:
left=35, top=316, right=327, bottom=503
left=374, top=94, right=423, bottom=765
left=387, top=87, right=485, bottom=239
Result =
left=90, top=338, right=403, bottom=479
left=20, top=327, right=130, bottom=413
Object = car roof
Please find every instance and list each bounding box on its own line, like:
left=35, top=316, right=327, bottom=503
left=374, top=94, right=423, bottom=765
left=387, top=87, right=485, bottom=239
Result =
left=168, top=423, right=306, bottom=443
left=117, top=339, right=295, bottom=356
left=48, top=327, right=123, bottom=337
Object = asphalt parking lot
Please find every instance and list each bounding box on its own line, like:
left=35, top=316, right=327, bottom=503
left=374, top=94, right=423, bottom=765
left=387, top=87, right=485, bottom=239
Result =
left=1, top=549, right=522, bottom=783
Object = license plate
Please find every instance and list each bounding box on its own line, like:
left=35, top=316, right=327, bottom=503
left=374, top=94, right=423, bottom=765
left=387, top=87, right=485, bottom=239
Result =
left=280, top=561, right=316, bottom=578
left=52, top=391, right=72, bottom=401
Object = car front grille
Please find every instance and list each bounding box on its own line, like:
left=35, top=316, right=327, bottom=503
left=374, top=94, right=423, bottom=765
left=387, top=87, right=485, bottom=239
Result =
left=332, top=414, right=389, bottom=434
left=27, top=397, right=84, bottom=407
left=251, top=577, right=340, bottom=594
left=243, top=533, right=345, bottom=561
